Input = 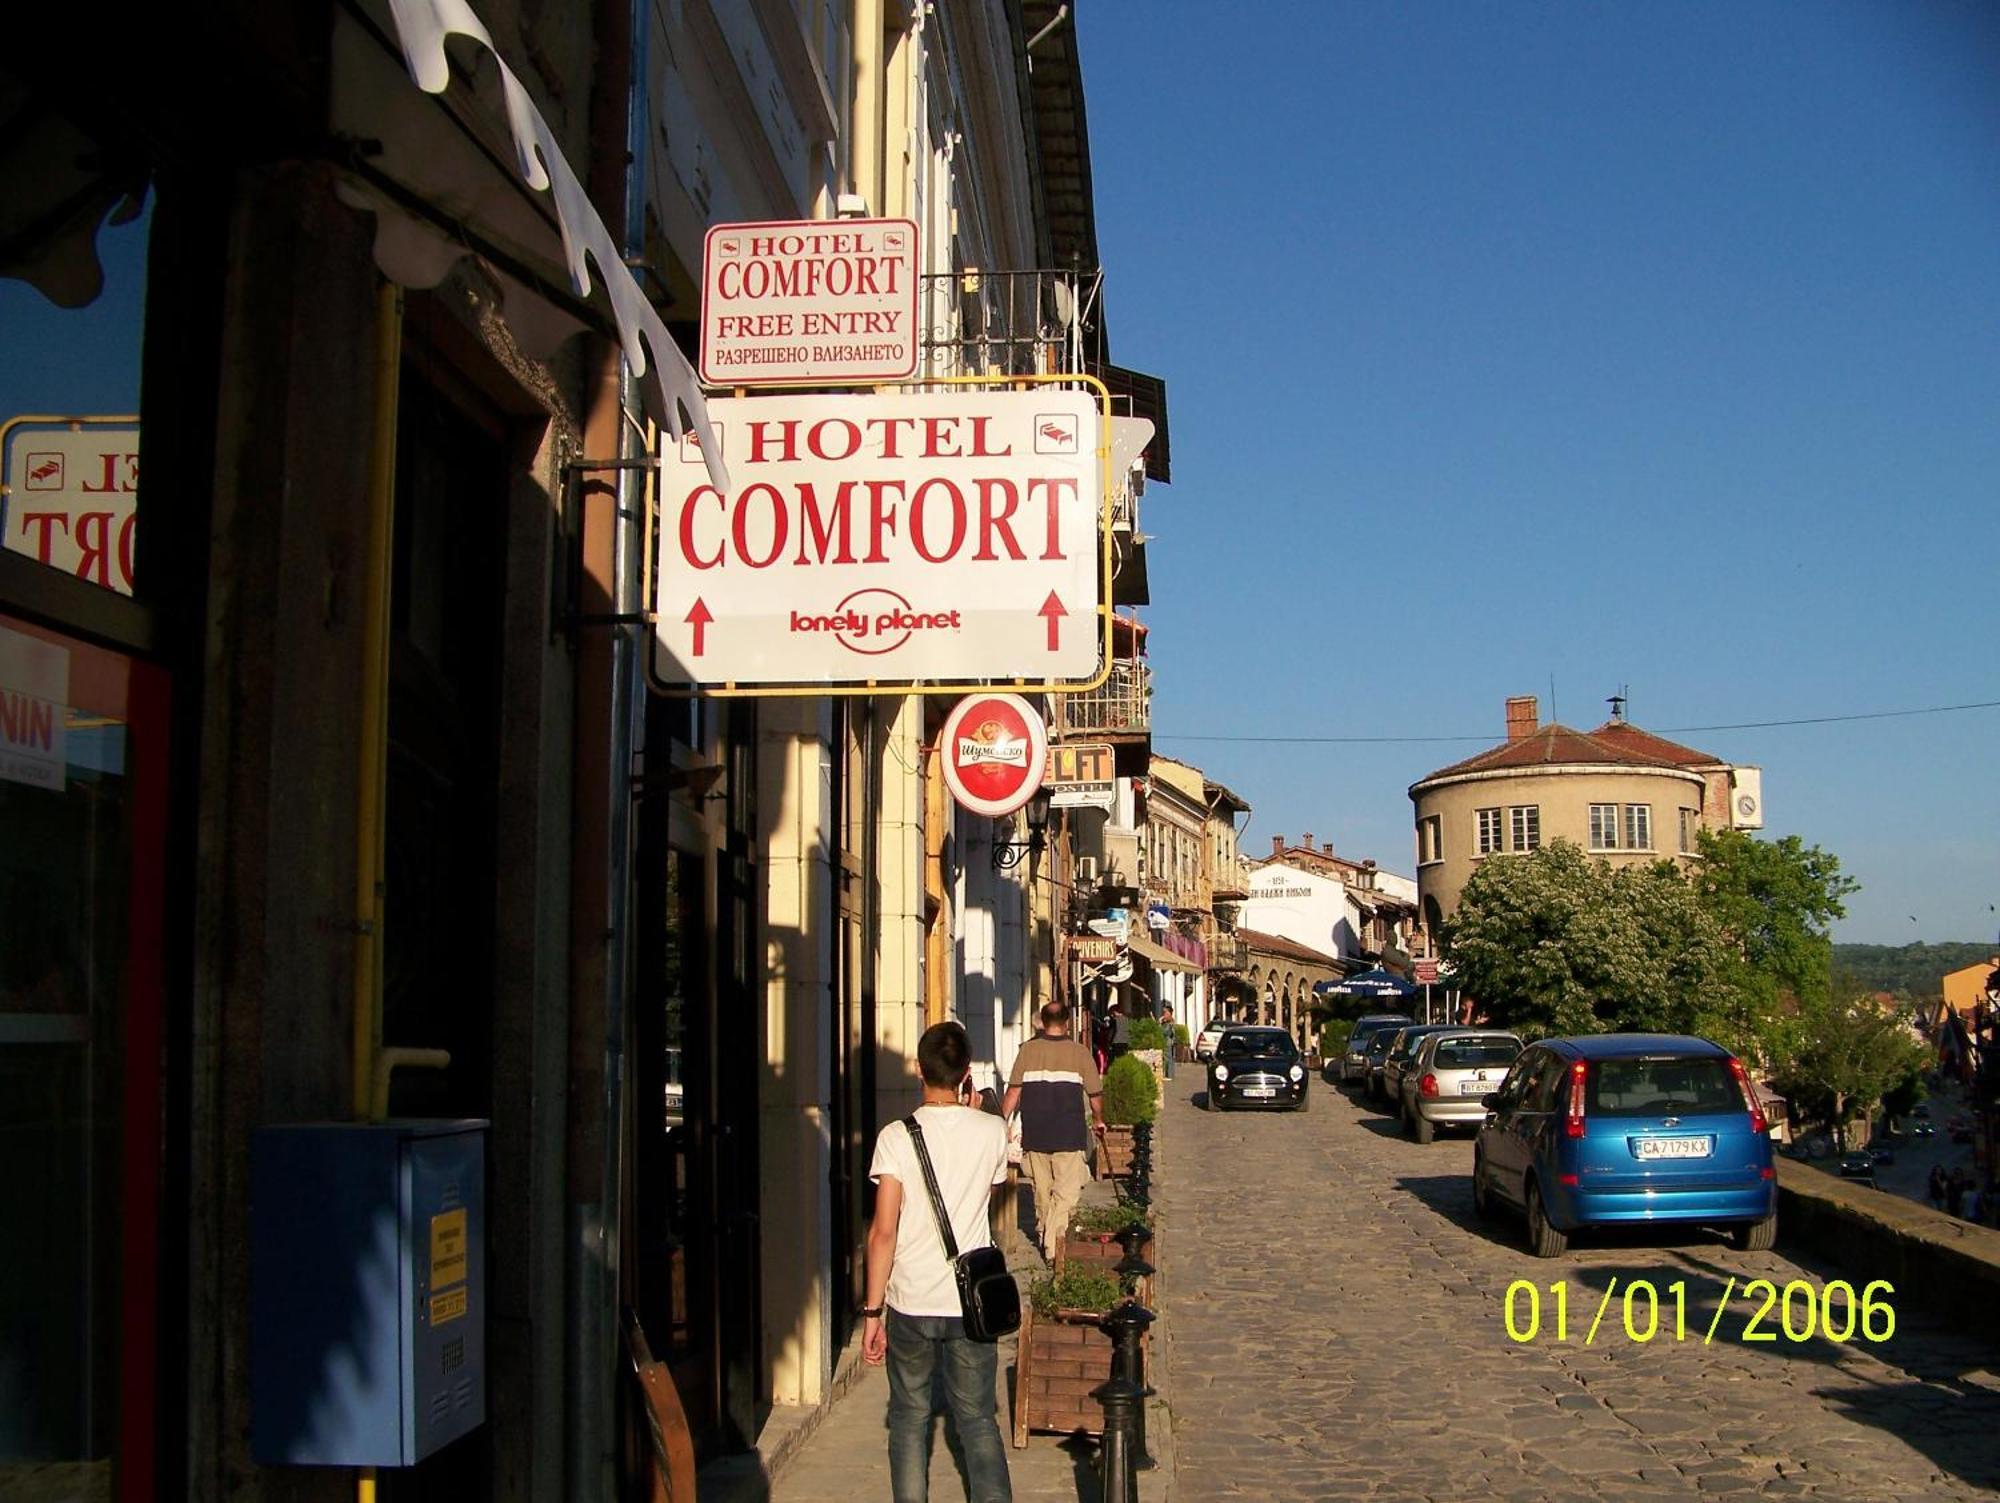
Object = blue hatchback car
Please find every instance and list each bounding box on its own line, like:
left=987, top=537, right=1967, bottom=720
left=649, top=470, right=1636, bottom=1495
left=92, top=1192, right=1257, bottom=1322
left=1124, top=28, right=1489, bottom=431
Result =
left=1472, top=1033, right=1776, bottom=1257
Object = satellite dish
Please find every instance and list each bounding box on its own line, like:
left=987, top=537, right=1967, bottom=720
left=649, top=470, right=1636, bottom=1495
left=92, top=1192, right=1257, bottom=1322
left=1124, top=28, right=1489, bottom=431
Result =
left=1051, top=282, right=1075, bottom=328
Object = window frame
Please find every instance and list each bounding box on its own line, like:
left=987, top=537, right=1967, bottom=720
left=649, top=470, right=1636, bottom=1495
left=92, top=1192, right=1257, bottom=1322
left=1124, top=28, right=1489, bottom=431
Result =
left=1624, top=803, right=1652, bottom=852
left=1508, top=804, right=1540, bottom=853
left=1588, top=803, right=1618, bottom=851
left=1475, top=806, right=1504, bottom=856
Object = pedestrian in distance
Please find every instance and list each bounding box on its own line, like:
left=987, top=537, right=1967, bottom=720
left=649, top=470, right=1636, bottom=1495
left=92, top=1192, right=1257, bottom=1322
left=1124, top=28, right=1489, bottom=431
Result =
left=862, top=1021, right=1014, bottom=1503
left=1947, top=1168, right=1968, bottom=1218
left=1928, top=1163, right=1947, bottom=1210
left=1001, top=1001, right=1107, bottom=1263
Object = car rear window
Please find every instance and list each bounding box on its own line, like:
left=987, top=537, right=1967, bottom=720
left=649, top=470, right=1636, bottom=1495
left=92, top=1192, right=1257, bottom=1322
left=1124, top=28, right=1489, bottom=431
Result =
left=1587, top=1057, right=1740, bottom=1118
left=1431, top=1038, right=1520, bottom=1070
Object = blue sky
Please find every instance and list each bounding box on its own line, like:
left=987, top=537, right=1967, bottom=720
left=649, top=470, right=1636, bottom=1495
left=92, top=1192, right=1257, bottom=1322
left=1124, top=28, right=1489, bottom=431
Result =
left=1078, top=0, right=2000, bottom=944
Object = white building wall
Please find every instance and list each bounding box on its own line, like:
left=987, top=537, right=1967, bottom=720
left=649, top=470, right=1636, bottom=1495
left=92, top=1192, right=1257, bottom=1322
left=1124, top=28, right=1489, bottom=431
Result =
left=1239, top=861, right=1353, bottom=960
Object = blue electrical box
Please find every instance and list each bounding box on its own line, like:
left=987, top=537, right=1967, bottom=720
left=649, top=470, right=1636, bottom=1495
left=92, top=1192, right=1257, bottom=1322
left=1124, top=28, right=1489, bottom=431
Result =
left=250, top=1121, right=487, bottom=1466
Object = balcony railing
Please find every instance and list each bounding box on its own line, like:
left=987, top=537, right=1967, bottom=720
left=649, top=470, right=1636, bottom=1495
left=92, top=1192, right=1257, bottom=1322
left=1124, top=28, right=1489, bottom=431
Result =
left=920, top=269, right=1103, bottom=379
left=1055, top=659, right=1150, bottom=737
left=1208, top=935, right=1247, bottom=972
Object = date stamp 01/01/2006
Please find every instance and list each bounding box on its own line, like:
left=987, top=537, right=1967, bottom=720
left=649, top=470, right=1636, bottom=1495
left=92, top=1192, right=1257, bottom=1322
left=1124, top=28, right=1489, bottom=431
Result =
left=1501, top=1277, right=1898, bottom=1347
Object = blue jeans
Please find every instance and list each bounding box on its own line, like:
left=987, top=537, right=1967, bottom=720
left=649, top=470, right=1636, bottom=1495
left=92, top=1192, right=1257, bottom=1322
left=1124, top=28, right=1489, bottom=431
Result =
left=885, top=1310, right=1012, bottom=1503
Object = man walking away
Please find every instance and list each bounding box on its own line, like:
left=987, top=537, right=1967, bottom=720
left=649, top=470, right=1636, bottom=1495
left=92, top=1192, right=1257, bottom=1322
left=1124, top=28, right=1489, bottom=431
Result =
left=1002, top=1001, right=1105, bottom=1262
left=863, top=1021, right=1013, bottom=1503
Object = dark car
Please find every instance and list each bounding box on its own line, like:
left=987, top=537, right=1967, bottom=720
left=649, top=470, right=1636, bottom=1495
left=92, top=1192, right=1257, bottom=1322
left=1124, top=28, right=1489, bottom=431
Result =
left=1362, top=1029, right=1398, bottom=1099
left=1838, top=1152, right=1878, bottom=1188
left=1335, top=1013, right=1414, bottom=1085
left=1208, top=1027, right=1309, bottom=1113
left=1472, top=1034, right=1777, bottom=1257
left=1868, top=1143, right=1895, bottom=1167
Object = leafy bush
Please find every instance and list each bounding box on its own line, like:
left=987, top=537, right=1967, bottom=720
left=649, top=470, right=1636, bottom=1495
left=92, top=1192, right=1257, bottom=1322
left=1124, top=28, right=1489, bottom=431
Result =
left=1071, top=1200, right=1152, bottom=1236
left=1127, top=1017, right=1168, bottom=1051
left=1102, top=1053, right=1159, bottom=1125
left=1318, top=1019, right=1353, bottom=1058
left=1173, top=1023, right=1191, bottom=1047
left=1029, top=1265, right=1121, bottom=1316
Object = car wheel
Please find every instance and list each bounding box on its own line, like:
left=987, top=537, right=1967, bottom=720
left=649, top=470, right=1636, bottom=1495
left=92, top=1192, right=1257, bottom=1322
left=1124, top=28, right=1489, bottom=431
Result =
left=1732, top=1213, right=1777, bottom=1252
left=1525, top=1178, right=1568, bottom=1258
left=1414, top=1111, right=1435, bottom=1145
left=1471, top=1154, right=1495, bottom=1220
left=1295, top=1091, right=1310, bottom=1114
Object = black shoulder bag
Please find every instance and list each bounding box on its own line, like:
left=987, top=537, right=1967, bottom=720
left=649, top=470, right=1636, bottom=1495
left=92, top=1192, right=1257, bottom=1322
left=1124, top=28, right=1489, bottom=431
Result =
left=903, top=1115, right=1021, bottom=1342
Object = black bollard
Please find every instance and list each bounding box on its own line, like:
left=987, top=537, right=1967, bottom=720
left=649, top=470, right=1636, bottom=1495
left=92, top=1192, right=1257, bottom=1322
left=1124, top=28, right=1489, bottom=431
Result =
left=1092, top=1373, right=1144, bottom=1503
left=1111, top=1223, right=1153, bottom=1288
left=1102, top=1302, right=1156, bottom=1471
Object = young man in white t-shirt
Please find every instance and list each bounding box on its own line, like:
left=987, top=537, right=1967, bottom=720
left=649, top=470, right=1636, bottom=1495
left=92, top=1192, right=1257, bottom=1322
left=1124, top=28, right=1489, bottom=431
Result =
left=862, top=1021, right=1013, bottom=1503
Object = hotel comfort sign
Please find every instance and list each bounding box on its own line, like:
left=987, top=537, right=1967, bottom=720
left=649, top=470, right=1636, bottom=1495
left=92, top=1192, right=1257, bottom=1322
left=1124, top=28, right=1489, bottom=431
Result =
left=699, top=218, right=918, bottom=387
left=654, top=387, right=1107, bottom=691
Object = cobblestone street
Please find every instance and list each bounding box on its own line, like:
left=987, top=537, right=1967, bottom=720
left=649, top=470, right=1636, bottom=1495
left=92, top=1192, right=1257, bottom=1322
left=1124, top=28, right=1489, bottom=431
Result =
left=1157, top=1069, right=2000, bottom=1502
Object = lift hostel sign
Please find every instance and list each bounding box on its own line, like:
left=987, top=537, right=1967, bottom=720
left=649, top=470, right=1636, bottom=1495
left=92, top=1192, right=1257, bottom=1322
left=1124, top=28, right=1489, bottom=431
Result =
left=700, top=218, right=919, bottom=387
left=655, top=389, right=1105, bottom=689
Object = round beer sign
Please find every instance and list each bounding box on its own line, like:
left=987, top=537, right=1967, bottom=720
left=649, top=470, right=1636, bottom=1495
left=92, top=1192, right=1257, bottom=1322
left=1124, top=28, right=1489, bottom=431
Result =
left=940, top=693, right=1048, bottom=817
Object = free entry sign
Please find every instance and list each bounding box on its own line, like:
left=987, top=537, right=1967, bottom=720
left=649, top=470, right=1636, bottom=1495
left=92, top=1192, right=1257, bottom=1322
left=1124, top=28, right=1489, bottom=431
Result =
left=700, top=218, right=919, bottom=387
left=653, top=387, right=1107, bottom=691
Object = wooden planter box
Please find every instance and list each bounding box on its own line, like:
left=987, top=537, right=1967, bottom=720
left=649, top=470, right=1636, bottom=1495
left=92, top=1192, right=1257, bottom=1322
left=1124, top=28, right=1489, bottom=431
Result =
left=1059, top=1227, right=1156, bottom=1308
left=1012, top=1304, right=1115, bottom=1444
left=1097, top=1123, right=1135, bottom=1178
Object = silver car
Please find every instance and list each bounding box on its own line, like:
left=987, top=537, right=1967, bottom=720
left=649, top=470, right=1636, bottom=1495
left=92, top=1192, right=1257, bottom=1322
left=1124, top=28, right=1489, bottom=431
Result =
left=1400, top=1029, right=1523, bottom=1143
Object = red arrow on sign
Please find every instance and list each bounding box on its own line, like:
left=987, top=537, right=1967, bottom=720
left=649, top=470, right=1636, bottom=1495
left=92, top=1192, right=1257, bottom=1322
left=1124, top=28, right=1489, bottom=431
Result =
left=685, top=598, right=713, bottom=657
left=1038, top=591, right=1067, bottom=652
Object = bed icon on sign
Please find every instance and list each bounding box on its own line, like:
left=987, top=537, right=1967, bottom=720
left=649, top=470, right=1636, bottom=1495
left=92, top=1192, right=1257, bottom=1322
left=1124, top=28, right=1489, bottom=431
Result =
left=1033, top=416, right=1077, bottom=454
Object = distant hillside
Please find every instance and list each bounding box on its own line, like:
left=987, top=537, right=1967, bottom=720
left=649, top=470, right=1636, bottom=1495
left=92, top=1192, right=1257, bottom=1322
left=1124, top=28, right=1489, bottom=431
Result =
left=1831, top=942, right=1996, bottom=998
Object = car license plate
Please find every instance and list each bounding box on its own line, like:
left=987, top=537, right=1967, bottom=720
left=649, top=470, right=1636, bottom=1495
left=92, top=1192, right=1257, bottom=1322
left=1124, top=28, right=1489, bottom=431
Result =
left=1635, top=1137, right=1711, bottom=1160
left=1457, top=1081, right=1487, bottom=1095
left=1243, top=1086, right=1277, bottom=1098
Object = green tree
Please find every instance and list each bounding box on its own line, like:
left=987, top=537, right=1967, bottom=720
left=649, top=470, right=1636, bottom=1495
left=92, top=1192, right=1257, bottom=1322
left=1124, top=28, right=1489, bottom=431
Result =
left=1440, top=842, right=1743, bottom=1042
left=1694, top=828, right=1855, bottom=1004
left=1771, top=987, right=1928, bottom=1142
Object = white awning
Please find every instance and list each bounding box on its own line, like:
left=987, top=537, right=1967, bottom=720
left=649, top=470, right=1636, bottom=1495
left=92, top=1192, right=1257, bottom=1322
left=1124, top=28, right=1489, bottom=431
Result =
left=1127, top=931, right=1198, bottom=975
left=332, top=0, right=725, bottom=490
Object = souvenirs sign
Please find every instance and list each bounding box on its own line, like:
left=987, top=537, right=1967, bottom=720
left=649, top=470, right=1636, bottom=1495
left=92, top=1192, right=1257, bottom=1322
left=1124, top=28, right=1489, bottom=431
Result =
left=939, top=693, right=1048, bottom=818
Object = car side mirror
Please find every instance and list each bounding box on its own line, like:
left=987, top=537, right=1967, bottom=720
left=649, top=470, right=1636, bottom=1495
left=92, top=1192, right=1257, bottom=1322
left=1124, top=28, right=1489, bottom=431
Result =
left=1481, top=1093, right=1501, bottom=1111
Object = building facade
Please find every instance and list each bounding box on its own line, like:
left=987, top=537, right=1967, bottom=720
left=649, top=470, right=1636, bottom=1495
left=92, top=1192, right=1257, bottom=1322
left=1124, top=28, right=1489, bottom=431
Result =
left=0, top=2, right=1163, bottom=1498
left=1408, top=695, right=1762, bottom=951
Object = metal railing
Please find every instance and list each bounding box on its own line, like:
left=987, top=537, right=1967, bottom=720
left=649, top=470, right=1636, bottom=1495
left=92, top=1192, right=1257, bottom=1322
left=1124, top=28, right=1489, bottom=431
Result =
left=1055, top=659, right=1150, bottom=736
left=919, top=268, right=1103, bottom=379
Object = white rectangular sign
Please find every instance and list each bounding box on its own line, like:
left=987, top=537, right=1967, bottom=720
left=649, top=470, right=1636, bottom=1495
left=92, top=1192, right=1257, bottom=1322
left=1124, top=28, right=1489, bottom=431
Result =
left=700, top=218, right=919, bottom=387
left=654, top=389, right=1105, bottom=689
left=3, top=423, right=140, bottom=596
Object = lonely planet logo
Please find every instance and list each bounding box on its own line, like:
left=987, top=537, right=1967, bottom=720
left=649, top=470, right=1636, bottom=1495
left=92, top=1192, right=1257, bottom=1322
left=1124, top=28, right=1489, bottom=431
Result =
left=789, top=587, right=962, bottom=656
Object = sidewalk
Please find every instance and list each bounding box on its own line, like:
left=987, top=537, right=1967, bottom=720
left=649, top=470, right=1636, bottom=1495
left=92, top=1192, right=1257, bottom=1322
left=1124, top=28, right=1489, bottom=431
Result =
left=752, top=1157, right=1176, bottom=1502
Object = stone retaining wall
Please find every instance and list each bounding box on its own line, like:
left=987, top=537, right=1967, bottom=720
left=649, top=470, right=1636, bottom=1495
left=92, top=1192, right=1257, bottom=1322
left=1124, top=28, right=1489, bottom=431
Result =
left=1778, top=1160, right=2000, bottom=1345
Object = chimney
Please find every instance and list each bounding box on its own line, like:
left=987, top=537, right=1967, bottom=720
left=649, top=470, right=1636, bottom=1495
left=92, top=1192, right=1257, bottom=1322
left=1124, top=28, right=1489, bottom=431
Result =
left=1302, top=832, right=1313, bottom=851
left=1322, top=838, right=1335, bottom=856
left=1271, top=835, right=1284, bottom=857
left=1505, top=695, right=1539, bottom=742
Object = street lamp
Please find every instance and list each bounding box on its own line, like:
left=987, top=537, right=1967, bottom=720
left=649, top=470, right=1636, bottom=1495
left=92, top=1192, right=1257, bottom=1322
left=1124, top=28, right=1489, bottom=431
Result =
left=991, top=789, right=1053, bottom=870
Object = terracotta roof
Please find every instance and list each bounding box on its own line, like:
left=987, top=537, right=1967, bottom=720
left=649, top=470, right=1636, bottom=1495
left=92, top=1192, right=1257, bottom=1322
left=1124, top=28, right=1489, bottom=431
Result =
left=1232, top=927, right=1341, bottom=966
left=1416, top=720, right=1718, bottom=784
left=1585, top=721, right=1725, bottom=768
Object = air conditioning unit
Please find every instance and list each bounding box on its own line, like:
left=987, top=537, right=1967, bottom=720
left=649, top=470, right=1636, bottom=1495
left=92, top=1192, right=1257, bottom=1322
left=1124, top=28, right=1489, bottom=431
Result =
left=1729, top=766, right=1764, bottom=830
left=1075, top=856, right=1100, bottom=887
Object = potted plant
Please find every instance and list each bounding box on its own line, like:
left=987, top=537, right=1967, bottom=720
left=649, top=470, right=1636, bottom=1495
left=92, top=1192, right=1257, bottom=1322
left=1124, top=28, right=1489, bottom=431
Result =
left=1012, top=1266, right=1125, bottom=1444
left=1098, top=1053, right=1158, bottom=1179
left=1126, top=1017, right=1170, bottom=1094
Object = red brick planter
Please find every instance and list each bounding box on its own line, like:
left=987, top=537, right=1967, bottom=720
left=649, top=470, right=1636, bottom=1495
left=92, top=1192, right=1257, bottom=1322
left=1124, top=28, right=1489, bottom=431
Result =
left=1097, top=1124, right=1135, bottom=1178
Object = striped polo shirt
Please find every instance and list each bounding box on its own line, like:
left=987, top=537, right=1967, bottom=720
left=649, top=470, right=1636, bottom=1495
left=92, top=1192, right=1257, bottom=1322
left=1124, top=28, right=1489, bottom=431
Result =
left=1008, top=1034, right=1103, bottom=1154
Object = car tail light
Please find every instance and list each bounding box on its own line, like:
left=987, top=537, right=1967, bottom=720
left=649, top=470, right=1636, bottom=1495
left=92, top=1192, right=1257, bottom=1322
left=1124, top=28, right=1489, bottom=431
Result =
left=1564, top=1059, right=1588, bottom=1139
left=1418, top=1072, right=1438, bottom=1098
left=1726, top=1056, right=1767, bottom=1134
